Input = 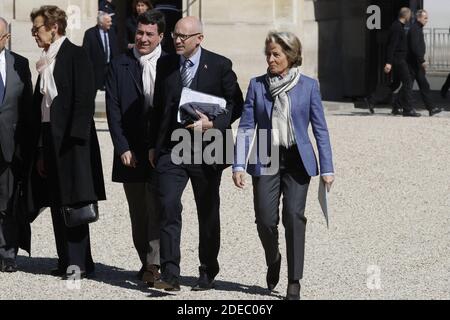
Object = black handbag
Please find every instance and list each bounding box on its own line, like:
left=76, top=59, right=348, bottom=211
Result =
left=60, top=202, right=99, bottom=228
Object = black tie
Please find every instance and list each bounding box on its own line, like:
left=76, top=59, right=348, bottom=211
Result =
left=103, top=31, right=110, bottom=63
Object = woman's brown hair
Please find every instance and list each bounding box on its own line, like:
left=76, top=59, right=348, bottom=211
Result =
left=30, top=5, right=67, bottom=36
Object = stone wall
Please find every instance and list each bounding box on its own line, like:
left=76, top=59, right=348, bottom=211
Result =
left=1, top=0, right=319, bottom=94
left=184, top=0, right=319, bottom=91
left=2, top=0, right=97, bottom=83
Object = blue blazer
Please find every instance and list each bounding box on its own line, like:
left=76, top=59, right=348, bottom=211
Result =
left=234, top=74, right=334, bottom=177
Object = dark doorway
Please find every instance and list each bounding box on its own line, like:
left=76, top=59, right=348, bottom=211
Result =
left=314, top=0, right=423, bottom=101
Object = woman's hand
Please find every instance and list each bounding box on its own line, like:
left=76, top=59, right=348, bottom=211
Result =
left=322, top=175, right=335, bottom=192
left=233, top=172, right=246, bottom=189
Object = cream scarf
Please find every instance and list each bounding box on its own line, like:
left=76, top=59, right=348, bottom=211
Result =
left=36, top=36, right=67, bottom=122
left=133, top=44, right=162, bottom=108
left=267, top=67, right=301, bottom=147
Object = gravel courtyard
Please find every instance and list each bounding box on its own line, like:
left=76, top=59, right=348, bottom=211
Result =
left=1, top=106, right=449, bottom=300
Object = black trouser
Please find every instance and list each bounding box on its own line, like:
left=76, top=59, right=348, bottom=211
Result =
left=409, top=63, right=435, bottom=110
left=156, top=151, right=222, bottom=281
left=252, top=146, right=311, bottom=281
left=0, top=208, right=18, bottom=262
left=42, top=124, right=94, bottom=273
left=369, top=67, right=401, bottom=106
left=441, top=73, right=450, bottom=95
left=50, top=207, right=94, bottom=273
left=393, top=58, right=414, bottom=112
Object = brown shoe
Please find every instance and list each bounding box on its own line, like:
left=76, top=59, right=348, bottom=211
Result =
left=142, top=265, right=161, bottom=287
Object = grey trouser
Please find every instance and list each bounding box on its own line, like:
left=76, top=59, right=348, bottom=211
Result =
left=123, top=182, right=160, bottom=267
left=0, top=163, right=16, bottom=261
left=252, top=146, right=311, bottom=281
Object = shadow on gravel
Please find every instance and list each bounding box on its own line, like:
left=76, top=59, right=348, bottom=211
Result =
left=15, top=256, right=172, bottom=296
left=15, top=257, right=283, bottom=299
left=177, top=276, right=284, bottom=300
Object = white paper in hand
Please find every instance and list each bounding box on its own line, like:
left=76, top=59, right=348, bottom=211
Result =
left=178, top=88, right=227, bottom=123
left=318, top=181, right=329, bottom=228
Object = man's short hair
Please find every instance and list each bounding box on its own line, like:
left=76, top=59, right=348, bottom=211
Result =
left=137, top=9, right=166, bottom=35
left=416, top=9, right=427, bottom=18
left=97, top=11, right=111, bottom=25
left=399, top=7, right=411, bottom=19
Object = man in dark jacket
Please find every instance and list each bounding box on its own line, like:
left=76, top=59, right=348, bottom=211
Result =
left=82, top=12, right=119, bottom=91
left=106, top=10, right=166, bottom=285
left=365, top=8, right=419, bottom=116
left=384, top=7, right=421, bottom=117
left=149, top=16, right=244, bottom=292
left=407, top=9, right=442, bottom=116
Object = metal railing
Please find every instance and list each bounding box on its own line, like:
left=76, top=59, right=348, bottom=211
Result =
left=424, top=28, right=450, bottom=71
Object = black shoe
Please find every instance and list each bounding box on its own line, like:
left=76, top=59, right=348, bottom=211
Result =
left=1, top=259, right=17, bottom=273
left=154, top=276, right=181, bottom=292
left=364, top=98, right=375, bottom=114
left=429, top=107, right=443, bottom=117
left=391, top=108, right=403, bottom=116
left=267, top=254, right=281, bottom=291
left=50, top=267, right=67, bottom=277
left=136, top=265, right=146, bottom=280
left=63, top=270, right=96, bottom=280
left=403, top=110, right=421, bottom=117
left=192, top=271, right=216, bottom=292
left=285, top=282, right=301, bottom=300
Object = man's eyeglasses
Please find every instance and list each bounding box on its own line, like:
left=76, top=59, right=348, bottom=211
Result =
left=171, top=32, right=202, bottom=42
left=0, top=33, right=9, bottom=40
left=31, top=24, right=46, bottom=35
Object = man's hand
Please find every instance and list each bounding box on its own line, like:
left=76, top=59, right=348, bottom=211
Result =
left=149, top=149, right=156, bottom=168
left=36, top=151, right=47, bottom=178
left=232, top=172, right=246, bottom=189
left=186, top=111, right=214, bottom=132
left=322, top=175, right=335, bottom=193
left=384, top=64, right=392, bottom=74
left=422, top=62, right=427, bottom=70
left=121, top=151, right=138, bottom=168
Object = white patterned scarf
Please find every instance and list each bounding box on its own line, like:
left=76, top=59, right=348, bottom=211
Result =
left=36, top=36, right=67, bottom=122
left=267, top=67, right=301, bottom=148
left=133, top=44, right=162, bottom=108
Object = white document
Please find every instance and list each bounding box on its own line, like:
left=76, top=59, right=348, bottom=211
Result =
left=318, top=180, right=329, bottom=228
left=177, top=87, right=227, bottom=123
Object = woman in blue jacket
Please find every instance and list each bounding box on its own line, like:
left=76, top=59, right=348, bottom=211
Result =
left=233, top=31, right=335, bottom=300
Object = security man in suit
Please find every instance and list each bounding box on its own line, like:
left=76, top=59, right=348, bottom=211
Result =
left=407, top=9, right=442, bottom=117
left=0, top=17, right=33, bottom=273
